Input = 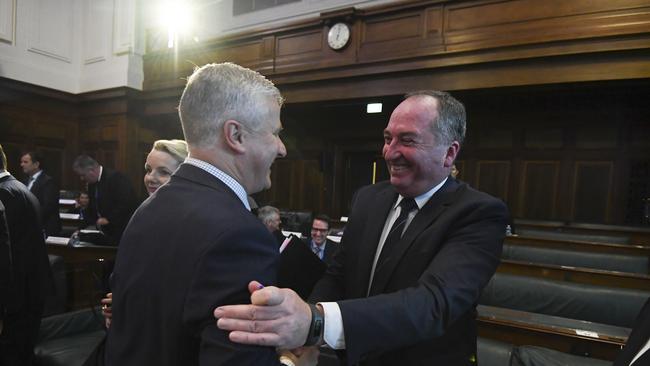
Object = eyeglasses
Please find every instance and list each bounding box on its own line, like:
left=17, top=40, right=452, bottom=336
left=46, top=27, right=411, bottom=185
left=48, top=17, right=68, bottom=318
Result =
left=311, top=227, right=328, bottom=233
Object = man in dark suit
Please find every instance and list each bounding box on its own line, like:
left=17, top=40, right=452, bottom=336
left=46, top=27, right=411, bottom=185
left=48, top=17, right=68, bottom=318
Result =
left=20, top=151, right=61, bottom=237
left=306, top=214, right=336, bottom=266
left=613, top=296, right=650, bottom=366
left=0, top=144, right=51, bottom=366
left=72, top=155, right=137, bottom=245
left=105, top=63, right=316, bottom=366
left=0, top=200, right=10, bottom=339
left=258, top=205, right=286, bottom=245
left=215, top=91, right=508, bottom=365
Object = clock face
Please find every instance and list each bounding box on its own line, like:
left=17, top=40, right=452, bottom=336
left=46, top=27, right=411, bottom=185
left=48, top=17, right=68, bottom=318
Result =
left=327, top=22, right=350, bottom=50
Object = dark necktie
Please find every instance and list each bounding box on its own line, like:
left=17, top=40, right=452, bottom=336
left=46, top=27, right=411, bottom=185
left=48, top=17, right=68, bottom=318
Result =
left=374, top=197, right=418, bottom=272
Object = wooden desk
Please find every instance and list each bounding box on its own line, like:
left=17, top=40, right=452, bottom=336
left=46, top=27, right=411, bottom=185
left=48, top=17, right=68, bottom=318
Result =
left=478, top=305, right=628, bottom=361
left=46, top=239, right=117, bottom=310
left=498, top=259, right=650, bottom=291
left=505, top=235, right=650, bottom=257
left=514, top=219, right=650, bottom=246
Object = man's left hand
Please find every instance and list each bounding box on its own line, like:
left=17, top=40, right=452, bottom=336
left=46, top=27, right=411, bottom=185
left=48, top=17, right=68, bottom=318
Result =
left=96, top=217, right=109, bottom=226
left=214, top=281, right=312, bottom=350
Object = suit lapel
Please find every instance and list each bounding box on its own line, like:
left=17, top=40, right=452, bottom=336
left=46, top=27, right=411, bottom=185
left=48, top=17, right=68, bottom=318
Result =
left=355, top=186, right=398, bottom=296
left=31, top=174, right=42, bottom=194
left=370, top=179, right=462, bottom=295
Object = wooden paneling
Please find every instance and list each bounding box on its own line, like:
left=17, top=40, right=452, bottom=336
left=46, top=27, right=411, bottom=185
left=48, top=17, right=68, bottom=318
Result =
left=357, top=8, right=444, bottom=62
left=476, top=160, right=510, bottom=202
left=572, top=161, right=613, bottom=223
left=518, top=161, right=560, bottom=220
left=444, top=0, right=650, bottom=51
left=143, top=0, right=650, bottom=95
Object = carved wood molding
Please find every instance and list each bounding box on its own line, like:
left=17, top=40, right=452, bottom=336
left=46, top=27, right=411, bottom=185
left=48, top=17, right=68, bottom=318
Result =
left=143, top=0, right=650, bottom=94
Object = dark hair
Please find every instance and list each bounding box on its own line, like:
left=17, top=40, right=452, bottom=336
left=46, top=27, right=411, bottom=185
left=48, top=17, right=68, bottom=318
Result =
left=404, top=90, right=466, bottom=145
left=72, top=155, right=99, bottom=172
left=0, top=144, right=6, bottom=170
left=313, top=214, right=331, bottom=228
left=22, top=151, right=44, bottom=169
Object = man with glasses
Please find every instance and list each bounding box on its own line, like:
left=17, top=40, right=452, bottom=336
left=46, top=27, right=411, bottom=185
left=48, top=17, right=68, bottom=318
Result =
left=307, top=215, right=336, bottom=265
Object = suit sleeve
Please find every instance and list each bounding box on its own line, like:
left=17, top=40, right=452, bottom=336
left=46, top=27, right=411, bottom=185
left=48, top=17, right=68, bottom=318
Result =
left=182, top=225, right=282, bottom=366
left=104, top=173, right=136, bottom=231
left=40, top=177, right=59, bottom=223
left=338, top=198, right=507, bottom=363
left=0, top=201, right=11, bottom=317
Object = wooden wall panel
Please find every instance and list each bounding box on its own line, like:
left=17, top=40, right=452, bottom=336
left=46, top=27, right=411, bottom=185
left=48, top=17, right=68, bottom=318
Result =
left=572, top=161, right=613, bottom=223
left=143, top=0, right=650, bottom=94
left=256, top=159, right=325, bottom=214
left=274, top=25, right=356, bottom=74
left=358, top=7, right=444, bottom=62
left=476, top=161, right=510, bottom=203
left=0, top=79, right=79, bottom=189
left=444, top=0, right=650, bottom=51
left=517, top=161, right=560, bottom=220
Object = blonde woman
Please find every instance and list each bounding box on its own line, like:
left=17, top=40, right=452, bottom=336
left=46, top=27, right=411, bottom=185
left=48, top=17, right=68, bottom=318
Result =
left=102, top=139, right=188, bottom=326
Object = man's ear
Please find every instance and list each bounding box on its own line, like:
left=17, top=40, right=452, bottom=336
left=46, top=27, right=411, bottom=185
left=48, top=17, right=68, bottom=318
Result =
left=443, top=141, right=460, bottom=167
left=223, top=120, right=246, bottom=154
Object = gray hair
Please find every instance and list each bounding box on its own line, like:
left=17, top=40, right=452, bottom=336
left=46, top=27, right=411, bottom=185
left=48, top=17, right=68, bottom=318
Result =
left=72, top=155, right=99, bottom=172
left=405, top=90, right=466, bottom=145
left=178, top=62, right=283, bottom=148
left=258, top=205, right=280, bottom=224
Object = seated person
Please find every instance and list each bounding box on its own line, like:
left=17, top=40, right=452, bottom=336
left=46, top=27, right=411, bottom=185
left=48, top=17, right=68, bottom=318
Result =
left=71, top=191, right=90, bottom=221
left=258, top=205, right=285, bottom=245
left=305, top=214, right=336, bottom=266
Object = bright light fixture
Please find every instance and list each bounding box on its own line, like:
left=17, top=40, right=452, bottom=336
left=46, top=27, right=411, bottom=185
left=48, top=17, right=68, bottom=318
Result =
left=367, top=103, right=382, bottom=113
left=159, top=1, right=191, bottom=48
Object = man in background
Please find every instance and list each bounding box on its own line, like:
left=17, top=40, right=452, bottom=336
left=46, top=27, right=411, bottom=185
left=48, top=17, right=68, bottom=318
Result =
left=20, top=151, right=61, bottom=237
left=0, top=143, right=50, bottom=366
left=306, top=214, right=336, bottom=266
left=72, top=155, right=137, bottom=245
left=258, top=205, right=285, bottom=245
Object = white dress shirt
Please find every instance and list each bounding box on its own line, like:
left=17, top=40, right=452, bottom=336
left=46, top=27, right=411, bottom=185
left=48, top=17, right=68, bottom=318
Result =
left=27, top=170, right=43, bottom=190
left=184, top=158, right=250, bottom=211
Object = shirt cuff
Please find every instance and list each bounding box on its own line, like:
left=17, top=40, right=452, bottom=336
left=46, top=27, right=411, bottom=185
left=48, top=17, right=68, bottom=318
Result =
left=318, top=302, right=346, bottom=349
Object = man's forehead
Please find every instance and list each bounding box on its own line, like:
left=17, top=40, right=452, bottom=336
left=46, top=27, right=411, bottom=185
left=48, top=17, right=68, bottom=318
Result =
left=386, top=97, right=438, bottom=132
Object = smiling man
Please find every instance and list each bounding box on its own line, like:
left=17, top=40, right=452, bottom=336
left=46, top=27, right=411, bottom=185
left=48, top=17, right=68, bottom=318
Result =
left=214, top=91, right=508, bottom=366
left=104, top=63, right=320, bottom=366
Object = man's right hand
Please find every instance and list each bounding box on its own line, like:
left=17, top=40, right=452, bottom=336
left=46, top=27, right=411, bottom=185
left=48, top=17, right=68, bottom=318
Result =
left=214, top=281, right=312, bottom=350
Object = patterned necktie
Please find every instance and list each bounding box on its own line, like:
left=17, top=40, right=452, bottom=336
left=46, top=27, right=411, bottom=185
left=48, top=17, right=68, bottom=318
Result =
left=312, top=244, right=323, bottom=260
left=374, top=197, right=418, bottom=272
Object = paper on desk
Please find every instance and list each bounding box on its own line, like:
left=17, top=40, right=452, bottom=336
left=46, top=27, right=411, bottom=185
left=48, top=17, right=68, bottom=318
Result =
left=46, top=236, right=70, bottom=245
left=60, top=213, right=81, bottom=220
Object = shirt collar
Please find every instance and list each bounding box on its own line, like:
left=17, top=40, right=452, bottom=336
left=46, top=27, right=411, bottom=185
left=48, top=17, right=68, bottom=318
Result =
left=184, top=157, right=251, bottom=211
left=393, top=177, right=448, bottom=210
left=31, top=170, right=43, bottom=180
left=97, top=166, right=103, bottom=182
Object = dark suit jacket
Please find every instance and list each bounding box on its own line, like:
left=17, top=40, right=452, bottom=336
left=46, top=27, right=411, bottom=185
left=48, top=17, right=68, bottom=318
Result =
left=24, top=171, right=61, bottom=236
left=306, top=238, right=337, bottom=266
left=0, top=175, right=50, bottom=313
left=86, top=167, right=137, bottom=244
left=613, top=297, right=650, bottom=366
left=105, top=164, right=282, bottom=366
left=0, top=200, right=10, bottom=319
left=310, top=178, right=507, bottom=365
